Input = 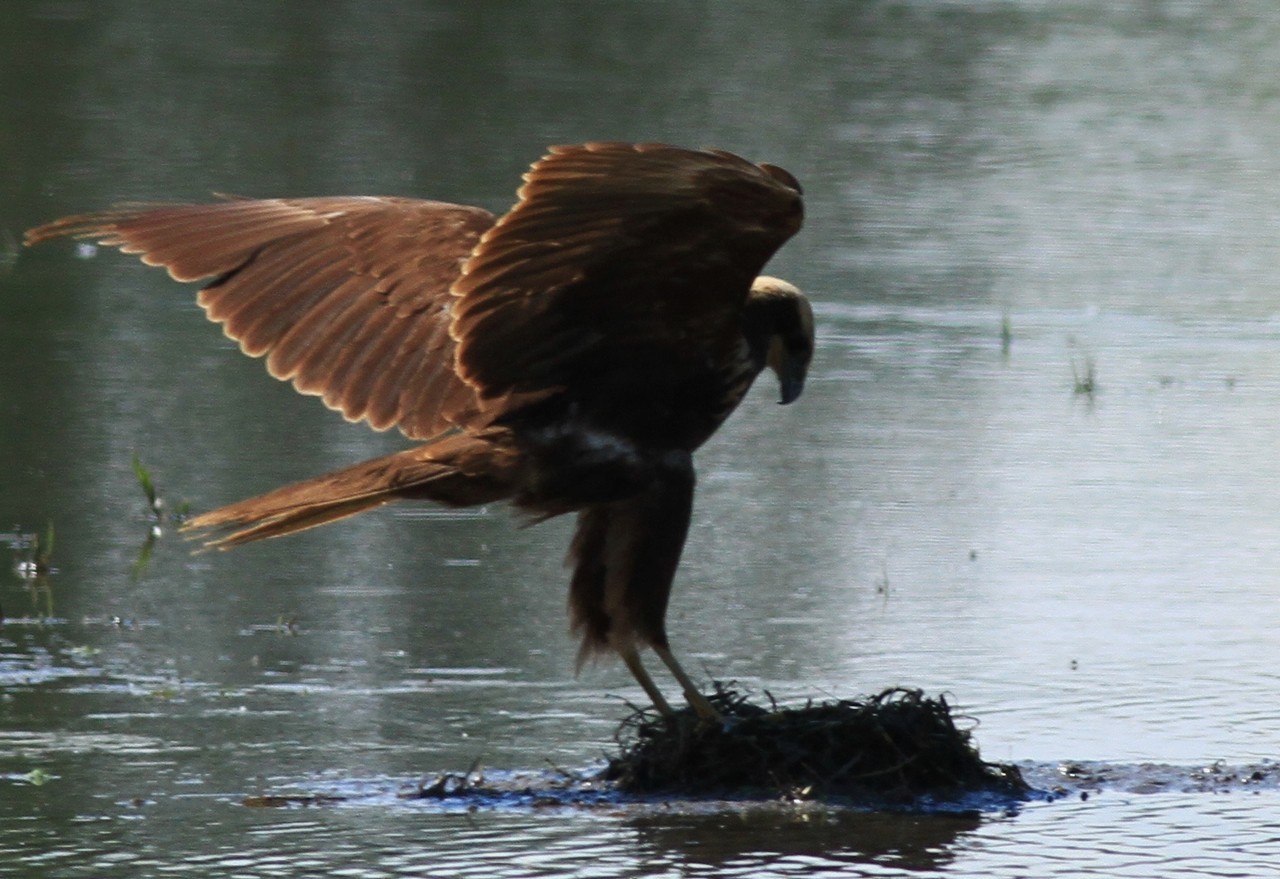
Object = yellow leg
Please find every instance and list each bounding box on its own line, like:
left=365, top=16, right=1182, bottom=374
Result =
left=618, top=644, right=676, bottom=717
left=653, top=645, right=721, bottom=721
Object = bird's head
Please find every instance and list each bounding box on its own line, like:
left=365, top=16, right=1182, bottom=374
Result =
left=747, top=276, right=814, bottom=405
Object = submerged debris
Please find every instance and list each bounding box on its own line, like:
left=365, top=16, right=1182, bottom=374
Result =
left=606, top=686, right=1028, bottom=806
left=243, top=793, right=346, bottom=808
left=401, top=760, right=486, bottom=800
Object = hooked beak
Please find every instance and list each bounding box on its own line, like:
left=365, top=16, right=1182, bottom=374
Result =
left=774, top=348, right=807, bottom=405
left=778, top=372, right=805, bottom=405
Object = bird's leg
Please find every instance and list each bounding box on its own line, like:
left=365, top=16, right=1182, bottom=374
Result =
left=653, top=644, right=721, bottom=722
left=618, top=644, right=677, bottom=718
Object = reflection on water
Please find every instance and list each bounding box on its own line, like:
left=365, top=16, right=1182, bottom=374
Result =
left=4, top=1, right=1280, bottom=877
left=628, top=809, right=981, bottom=873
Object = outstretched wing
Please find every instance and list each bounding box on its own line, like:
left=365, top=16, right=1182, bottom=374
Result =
left=25, top=196, right=495, bottom=439
left=449, top=142, right=803, bottom=413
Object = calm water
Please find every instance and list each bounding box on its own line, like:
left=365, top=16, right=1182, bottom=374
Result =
left=3, top=1, right=1280, bottom=876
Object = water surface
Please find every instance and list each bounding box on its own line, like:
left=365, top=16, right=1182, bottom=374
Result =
left=2, top=2, right=1279, bottom=876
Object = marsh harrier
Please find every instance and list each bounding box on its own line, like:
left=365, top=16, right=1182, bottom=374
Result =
left=25, top=142, right=813, bottom=720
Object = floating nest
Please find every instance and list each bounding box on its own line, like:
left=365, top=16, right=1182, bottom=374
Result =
left=606, top=686, right=1029, bottom=806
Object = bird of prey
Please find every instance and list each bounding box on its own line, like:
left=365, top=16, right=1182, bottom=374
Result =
left=25, top=142, right=813, bottom=721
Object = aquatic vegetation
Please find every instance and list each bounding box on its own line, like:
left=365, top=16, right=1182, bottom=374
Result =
left=5, top=524, right=56, bottom=620
left=130, top=456, right=191, bottom=578
left=10, top=522, right=54, bottom=580
left=132, top=455, right=190, bottom=526
left=1071, top=356, right=1097, bottom=396
left=18, top=768, right=54, bottom=787
left=607, top=686, right=1029, bottom=806
left=133, top=455, right=162, bottom=521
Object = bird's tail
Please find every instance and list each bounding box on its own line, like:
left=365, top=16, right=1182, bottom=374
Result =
left=183, top=430, right=519, bottom=550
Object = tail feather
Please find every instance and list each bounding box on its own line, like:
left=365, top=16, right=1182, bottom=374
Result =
left=184, top=431, right=519, bottom=549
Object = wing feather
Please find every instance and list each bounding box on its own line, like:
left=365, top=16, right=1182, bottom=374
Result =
left=26, top=197, right=495, bottom=439
left=27, top=143, right=801, bottom=442
left=366, top=325, right=433, bottom=429
left=326, top=302, right=405, bottom=424
left=448, top=142, right=803, bottom=410
left=229, top=259, right=351, bottom=358
left=265, top=272, right=370, bottom=377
